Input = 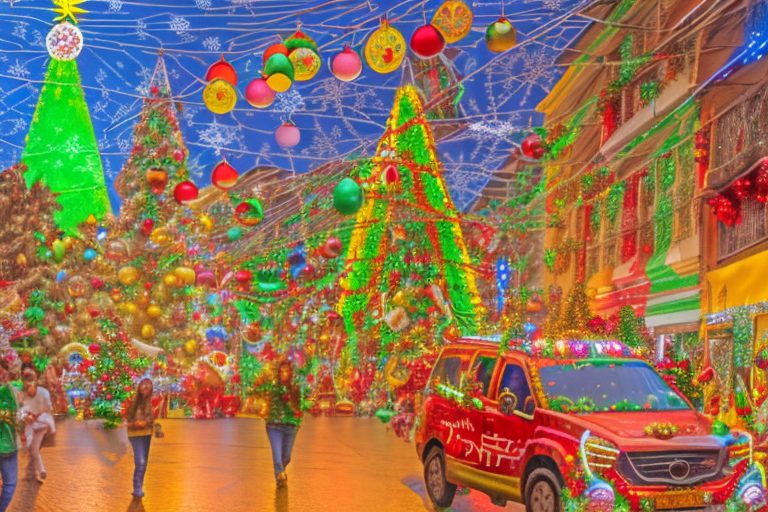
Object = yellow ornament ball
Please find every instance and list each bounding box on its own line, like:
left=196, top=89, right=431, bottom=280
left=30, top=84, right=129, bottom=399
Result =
left=147, top=305, right=162, bottom=319
left=364, top=19, right=406, bottom=74
left=141, top=324, right=156, bottom=339
left=203, top=78, right=237, bottom=115
left=117, top=266, right=139, bottom=286
left=123, top=302, right=138, bottom=315
left=184, top=339, right=197, bottom=355
left=174, top=266, right=196, bottom=285
left=150, top=227, right=170, bottom=246
left=288, top=47, right=321, bottom=81
left=163, top=274, right=178, bottom=287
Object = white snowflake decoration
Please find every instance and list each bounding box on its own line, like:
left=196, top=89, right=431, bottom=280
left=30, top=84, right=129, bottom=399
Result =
left=108, top=0, right=123, bottom=12
left=203, top=36, right=221, bottom=52
left=169, top=16, right=191, bottom=36
left=195, top=0, right=212, bottom=9
left=46, top=22, right=83, bottom=61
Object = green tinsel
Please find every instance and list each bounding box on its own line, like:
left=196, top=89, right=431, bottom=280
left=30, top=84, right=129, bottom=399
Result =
left=590, top=200, right=602, bottom=233
left=605, top=181, right=626, bottom=225
left=733, top=307, right=754, bottom=369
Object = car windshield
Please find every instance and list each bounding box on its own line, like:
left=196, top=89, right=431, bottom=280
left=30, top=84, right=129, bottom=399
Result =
left=538, top=360, right=690, bottom=413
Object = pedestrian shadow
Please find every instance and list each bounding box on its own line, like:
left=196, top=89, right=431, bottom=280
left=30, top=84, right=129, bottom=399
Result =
left=83, top=421, right=128, bottom=466
left=12, top=477, right=42, bottom=512
left=126, top=497, right=145, bottom=512
left=401, top=474, right=485, bottom=512
left=274, top=487, right=288, bottom=512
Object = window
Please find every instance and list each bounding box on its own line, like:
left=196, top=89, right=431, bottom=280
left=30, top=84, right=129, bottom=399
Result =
left=472, top=355, right=497, bottom=396
left=497, top=364, right=534, bottom=415
left=431, top=356, right=464, bottom=387
left=718, top=196, right=768, bottom=260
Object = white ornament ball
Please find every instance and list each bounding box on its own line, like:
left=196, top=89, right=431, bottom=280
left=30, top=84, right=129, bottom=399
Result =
left=46, top=22, right=84, bottom=61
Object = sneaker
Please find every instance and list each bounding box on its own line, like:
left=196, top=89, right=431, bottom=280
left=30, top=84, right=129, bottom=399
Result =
left=39, top=471, right=47, bottom=480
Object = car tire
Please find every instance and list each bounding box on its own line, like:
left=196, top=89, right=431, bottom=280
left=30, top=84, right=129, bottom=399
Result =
left=524, top=467, right=563, bottom=512
left=424, top=446, right=457, bottom=508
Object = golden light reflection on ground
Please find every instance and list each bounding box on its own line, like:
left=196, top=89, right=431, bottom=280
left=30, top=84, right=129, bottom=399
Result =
left=9, top=417, right=520, bottom=512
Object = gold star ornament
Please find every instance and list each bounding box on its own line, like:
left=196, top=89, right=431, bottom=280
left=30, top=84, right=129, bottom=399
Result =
left=52, top=0, right=88, bottom=24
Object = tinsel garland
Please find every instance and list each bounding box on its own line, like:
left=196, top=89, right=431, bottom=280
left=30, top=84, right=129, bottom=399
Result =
left=605, top=181, right=626, bottom=225
left=620, top=175, right=639, bottom=262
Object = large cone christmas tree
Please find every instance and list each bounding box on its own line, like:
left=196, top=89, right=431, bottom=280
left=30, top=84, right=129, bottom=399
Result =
left=114, top=51, right=190, bottom=230
left=22, top=20, right=110, bottom=235
left=337, top=85, right=484, bottom=359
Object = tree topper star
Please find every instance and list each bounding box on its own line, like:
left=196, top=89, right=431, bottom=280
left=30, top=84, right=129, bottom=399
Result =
left=52, top=0, right=88, bottom=24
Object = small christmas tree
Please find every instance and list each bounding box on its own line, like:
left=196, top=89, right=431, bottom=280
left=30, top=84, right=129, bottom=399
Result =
left=616, top=305, right=645, bottom=348
left=114, top=52, right=190, bottom=231
left=557, top=282, right=591, bottom=338
left=88, top=317, right=149, bottom=428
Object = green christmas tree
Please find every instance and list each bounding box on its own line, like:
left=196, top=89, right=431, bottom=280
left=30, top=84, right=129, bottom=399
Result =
left=22, top=22, right=110, bottom=235
left=114, top=51, right=190, bottom=230
left=88, top=318, right=149, bottom=428
left=337, top=86, right=484, bottom=360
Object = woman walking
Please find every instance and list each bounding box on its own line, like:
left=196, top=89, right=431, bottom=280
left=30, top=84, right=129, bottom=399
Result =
left=19, top=364, right=54, bottom=483
left=0, top=359, right=19, bottom=512
left=126, top=378, right=154, bottom=499
left=265, top=360, right=304, bottom=488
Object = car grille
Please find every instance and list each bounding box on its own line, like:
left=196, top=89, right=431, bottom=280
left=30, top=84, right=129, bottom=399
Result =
left=618, top=450, right=725, bottom=486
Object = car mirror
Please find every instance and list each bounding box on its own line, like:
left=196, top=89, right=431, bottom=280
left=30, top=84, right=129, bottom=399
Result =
left=498, top=388, right=519, bottom=415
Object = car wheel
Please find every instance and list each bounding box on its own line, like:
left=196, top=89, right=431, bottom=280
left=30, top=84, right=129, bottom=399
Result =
left=424, top=446, right=457, bottom=508
left=524, top=467, right=562, bottom=512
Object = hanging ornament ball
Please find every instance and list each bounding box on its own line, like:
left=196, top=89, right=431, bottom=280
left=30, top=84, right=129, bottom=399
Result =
left=331, top=45, right=363, bottom=82
left=245, top=78, right=275, bottom=108
left=205, top=55, right=238, bottom=86
left=285, top=30, right=321, bottom=81
left=173, top=181, right=199, bottom=204
left=485, top=17, right=517, bottom=53
left=264, top=53, right=295, bottom=93
left=211, top=161, right=239, bottom=190
left=145, top=167, right=168, bottom=195
left=364, top=19, right=406, bottom=74
left=234, top=199, right=264, bottom=226
left=521, top=133, right=544, bottom=159
left=263, top=43, right=289, bottom=66
left=203, top=78, right=238, bottom=115
left=46, top=22, right=83, bottom=61
left=432, top=0, right=473, bottom=44
left=288, top=47, right=322, bottom=81
left=333, top=177, right=363, bottom=215
left=275, top=122, right=301, bottom=148
left=410, top=24, right=446, bottom=59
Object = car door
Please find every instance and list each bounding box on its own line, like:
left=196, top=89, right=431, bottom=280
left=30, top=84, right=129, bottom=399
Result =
left=451, top=351, right=500, bottom=469
left=423, top=351, right=473, bottom=462
left=479, top=358, right=537, bottom=489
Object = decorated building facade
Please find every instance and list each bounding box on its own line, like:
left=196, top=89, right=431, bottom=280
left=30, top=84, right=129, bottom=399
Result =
left=538, top=0, right=747, bottom=351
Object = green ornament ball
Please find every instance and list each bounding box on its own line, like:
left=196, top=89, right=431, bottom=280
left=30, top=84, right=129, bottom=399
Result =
left=227, top=227, right=243, bottom=241
left=333, top=177, right=363, bottom=215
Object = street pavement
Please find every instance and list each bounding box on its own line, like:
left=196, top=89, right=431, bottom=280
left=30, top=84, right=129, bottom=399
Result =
left=9, top=417, right=522, bottom=512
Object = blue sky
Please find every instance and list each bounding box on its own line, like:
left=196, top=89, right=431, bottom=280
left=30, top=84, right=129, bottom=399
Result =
left=0, top=0, right=590, bottom=211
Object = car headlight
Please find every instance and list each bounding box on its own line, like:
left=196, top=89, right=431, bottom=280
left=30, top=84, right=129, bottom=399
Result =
left=580, top=430, right=620, bottom=478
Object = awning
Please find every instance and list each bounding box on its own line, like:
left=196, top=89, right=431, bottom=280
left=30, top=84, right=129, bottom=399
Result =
left=706, top=249, right=768, bottom=312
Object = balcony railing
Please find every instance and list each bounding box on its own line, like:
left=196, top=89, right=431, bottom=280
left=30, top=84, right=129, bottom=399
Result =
left=709, top=85, right=768, bottom=188
left=717, top=196, right=768, bottom=260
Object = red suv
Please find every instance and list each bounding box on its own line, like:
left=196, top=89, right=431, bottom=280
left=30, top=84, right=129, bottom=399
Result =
left=415, top=337, right=765, bottom=511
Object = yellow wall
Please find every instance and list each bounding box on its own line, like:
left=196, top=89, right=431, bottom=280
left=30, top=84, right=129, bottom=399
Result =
left=706, top=250, right=768, bottom=312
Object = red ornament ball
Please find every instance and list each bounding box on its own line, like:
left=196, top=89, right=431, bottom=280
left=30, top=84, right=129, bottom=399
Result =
left=410, top=24, right=446, bottom=59
left=384, top=164, right=400, bottom=184
left=173, top=149, right=185, bottom=162
left=521, top=133, right=544, bottom=159
left=211, top=161, right=239, bottom=190
left=88, top=343, right=100, bottom=355
left=173, top=181, right=199, bottom=204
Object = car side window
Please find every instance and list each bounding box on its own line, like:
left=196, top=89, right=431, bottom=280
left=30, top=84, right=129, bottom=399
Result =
left=497, top=364, right=534, bottom=415
left=473, top=355, right=497, bottom=397
left=431, top=356, right=463, bottom=387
